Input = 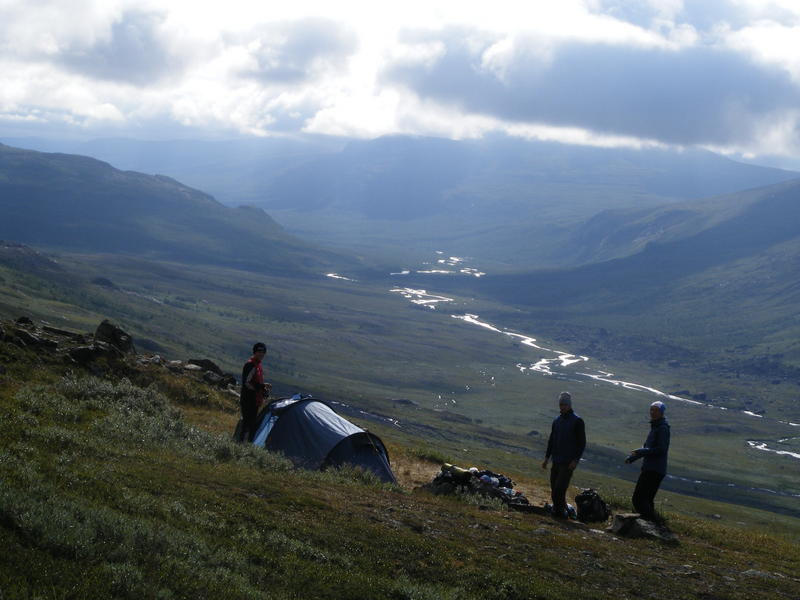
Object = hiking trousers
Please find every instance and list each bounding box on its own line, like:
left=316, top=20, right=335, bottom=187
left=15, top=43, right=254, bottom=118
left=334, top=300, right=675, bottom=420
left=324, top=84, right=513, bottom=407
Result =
left=550, top=462, right=575, bottom=515
left=632, top=470, right=665, bottom=520
left=240, top=397, right=258, bottom=442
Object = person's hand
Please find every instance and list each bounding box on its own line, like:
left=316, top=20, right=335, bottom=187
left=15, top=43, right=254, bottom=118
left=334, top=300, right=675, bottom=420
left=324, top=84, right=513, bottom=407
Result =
left=568, top=460, right=577, bottom=470
left=541, top=459, right=549, bottom=470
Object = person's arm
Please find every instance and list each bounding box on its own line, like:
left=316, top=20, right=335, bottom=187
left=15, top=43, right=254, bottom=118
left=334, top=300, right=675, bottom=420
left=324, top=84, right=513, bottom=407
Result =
left=542, top=420, right=555, bottom=469
left=635, top=425, right=668, bottom=457
left=570, top=417, right=586, bottom=469
left=244, top=363, right=258, bottom=390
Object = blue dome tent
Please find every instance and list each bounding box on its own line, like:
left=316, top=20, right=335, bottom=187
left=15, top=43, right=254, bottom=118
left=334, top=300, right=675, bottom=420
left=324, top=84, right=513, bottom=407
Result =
left=250, top=396, right=397, bottom=484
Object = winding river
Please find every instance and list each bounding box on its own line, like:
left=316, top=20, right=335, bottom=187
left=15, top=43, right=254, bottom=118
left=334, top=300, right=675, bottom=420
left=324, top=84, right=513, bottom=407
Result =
left=328, top=253, right=800, bottom=470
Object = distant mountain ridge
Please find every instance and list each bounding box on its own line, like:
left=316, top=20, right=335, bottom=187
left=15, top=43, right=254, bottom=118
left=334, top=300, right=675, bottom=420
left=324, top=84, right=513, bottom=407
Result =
left=0, top=143, right=352, bottom=274
left=431, top=177, right=800, bottom=367
left=250, top=135, right=800, bottom=268
left=6, top=135, right=797, bottom=269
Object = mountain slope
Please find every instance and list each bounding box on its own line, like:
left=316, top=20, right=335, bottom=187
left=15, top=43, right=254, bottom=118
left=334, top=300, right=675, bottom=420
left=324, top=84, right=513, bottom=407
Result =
left=444, top=178, right=800, bottom=366
left=2, top=322, right=799, bottom=600
left=0, top=143, right=351, bottom=274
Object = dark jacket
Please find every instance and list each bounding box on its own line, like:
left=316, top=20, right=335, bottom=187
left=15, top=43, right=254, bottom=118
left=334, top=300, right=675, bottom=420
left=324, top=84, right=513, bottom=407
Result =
left=545, top=410, right=586, bottom=464
left=632, top=417, right=670, bottom=475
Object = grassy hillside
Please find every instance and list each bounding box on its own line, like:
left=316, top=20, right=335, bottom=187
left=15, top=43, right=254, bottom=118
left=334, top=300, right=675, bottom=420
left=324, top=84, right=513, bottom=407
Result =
left=1, top=244, right=798, bottom=521
left=1, top=323, right=799, bottom=599
left=0, top=143, right=351, bottom=274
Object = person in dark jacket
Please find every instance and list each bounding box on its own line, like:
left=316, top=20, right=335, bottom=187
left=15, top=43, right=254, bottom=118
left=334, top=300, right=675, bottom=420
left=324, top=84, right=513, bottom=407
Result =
left=625, top=400, right=671, bottom=521
left=239, top=342, right=271, bottom=442
left=541, top=391, right=586, bottom=518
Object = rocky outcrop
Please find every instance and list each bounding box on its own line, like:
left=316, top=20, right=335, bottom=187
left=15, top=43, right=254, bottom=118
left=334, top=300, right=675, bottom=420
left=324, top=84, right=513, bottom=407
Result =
left=68, top=341, right=124, bottom=365
left=607, top=513, right=678, bottom=544
left=188, top=358, right=224, bottom=376
left=94, top=319, right=136, bottom=354
left=2, top=316, right=240, bottom=398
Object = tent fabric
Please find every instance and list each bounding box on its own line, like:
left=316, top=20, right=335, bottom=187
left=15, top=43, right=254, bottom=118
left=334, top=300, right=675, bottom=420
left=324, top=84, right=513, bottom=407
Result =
left=324, top=432, right=394, bottom=480
left=256, top=397, right=397, bottom=483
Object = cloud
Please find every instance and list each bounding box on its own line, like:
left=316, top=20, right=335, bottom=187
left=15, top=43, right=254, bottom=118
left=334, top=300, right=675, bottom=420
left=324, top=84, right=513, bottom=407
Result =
left=383, top=27, right=800, bottom=148
left=54, top=10, right=183, bottom=85
left=1, top=0, right=800, bottom=165
left=234, top=18, right=358, bottom=85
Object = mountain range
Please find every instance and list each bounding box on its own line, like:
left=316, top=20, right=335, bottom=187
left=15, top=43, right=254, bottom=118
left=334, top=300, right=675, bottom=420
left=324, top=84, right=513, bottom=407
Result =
left=6, top=135, right=797, bottom=269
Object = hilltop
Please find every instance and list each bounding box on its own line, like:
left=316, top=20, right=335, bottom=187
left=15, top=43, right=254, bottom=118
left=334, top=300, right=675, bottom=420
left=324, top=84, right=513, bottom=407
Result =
left=0, top=143, right=353, bottom=275
left=1, top=315, right=799, bottom=599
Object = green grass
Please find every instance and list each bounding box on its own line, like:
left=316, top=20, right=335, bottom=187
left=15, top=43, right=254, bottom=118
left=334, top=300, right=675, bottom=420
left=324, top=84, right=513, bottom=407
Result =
left=1, top=357, right=799, bottom=599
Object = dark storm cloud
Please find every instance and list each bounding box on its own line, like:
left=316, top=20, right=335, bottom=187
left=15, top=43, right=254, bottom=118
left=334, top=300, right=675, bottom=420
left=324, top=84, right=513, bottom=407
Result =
left=57, top=10, right=183, bottom=85
left=241, top=18, right=357, bottom=84
left=384, top=29, right=800, bottom=146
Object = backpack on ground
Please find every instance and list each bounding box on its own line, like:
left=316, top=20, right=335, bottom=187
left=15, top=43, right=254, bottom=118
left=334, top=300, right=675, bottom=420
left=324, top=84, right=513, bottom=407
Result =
left=574, top=488, right=611, bottom=523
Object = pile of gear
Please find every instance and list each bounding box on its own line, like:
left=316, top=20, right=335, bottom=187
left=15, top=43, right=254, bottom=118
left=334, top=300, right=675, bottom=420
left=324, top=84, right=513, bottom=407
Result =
left=423, top=463, right=534, bottom=511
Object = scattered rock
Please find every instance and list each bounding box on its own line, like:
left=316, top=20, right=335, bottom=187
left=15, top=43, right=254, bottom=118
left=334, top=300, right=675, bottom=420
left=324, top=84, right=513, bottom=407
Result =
left=676, top=564, right=700, bottom=578
left=202, top=371, right=224, bottom=386
left=526, top=430, right=539, bottom=436
left=741, top=569, right=782, bottom=580
left=68, top=342, right=123, bottom=365
left=606, top=513, right=678, bottom=544
left=188, top=358, right=224, bottom=376
left=94, top=319, right=136, bottom=354
left=0, top=325, right=5, bottom=340
left=183, top=363, right=203, bottom=372
left=42, top=325, right=85, bottom=341
left=13, top=328, right=43, bottom=346
left=691, top=392, right=707, bottom=401
left=15, top=316, right=34, bottom=326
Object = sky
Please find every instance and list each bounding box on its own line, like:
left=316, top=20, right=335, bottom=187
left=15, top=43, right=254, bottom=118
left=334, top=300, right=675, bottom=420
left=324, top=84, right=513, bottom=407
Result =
left=2, top=0, right=800, bottom=167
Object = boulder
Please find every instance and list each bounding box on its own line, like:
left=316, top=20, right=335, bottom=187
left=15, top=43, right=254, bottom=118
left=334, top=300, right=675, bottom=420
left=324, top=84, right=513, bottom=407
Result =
left=202, top=371, right=224, bottom=386
left=607, top=513, right=677, bottom=544
left=68, top=342, right=123, bottom=366
left=13, top=329, right=42, bottom=346
left=94, top=320, right=136, bottom=354
left=203, top=371, right=237, bottom=388
left=42, top=325, right=85, bottom=341
left=15, top=316, right=34, bottom=326
left=188, top=358, right=224, bottom=376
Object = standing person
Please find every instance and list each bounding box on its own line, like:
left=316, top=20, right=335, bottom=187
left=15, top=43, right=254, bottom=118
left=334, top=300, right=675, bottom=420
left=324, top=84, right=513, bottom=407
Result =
left=625, top=400, right=670, bottom=522
left=239, top=342, right=271, bottom=442
left=541, top=391, right=586, bottom=518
